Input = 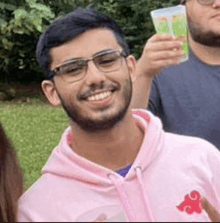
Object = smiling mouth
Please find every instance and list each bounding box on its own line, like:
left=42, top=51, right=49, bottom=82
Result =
left=87, top=91, right=112, bottom=102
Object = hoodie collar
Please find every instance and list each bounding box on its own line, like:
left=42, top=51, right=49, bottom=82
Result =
left=42, top=109, right=164, bottom=188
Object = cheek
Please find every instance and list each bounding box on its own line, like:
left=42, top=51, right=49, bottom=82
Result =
left=65, top=91, right=79, bottom=104
left=187, top=4, right=208, bottom=24
left=55, top=85, right=78, bottom=105
left=54, top=78, right=80, bottom=99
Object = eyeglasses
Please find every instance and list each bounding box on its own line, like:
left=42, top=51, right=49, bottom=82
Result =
left=181, top=0, right=217, bottom=5
left=49, top=49, right=127, bottom=83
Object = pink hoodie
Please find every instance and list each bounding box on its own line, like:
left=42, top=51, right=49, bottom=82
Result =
left=19, top=109, right=220, bottom=222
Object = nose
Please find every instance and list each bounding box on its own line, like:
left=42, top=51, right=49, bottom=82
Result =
left=84, top=60, right=107, bottom=86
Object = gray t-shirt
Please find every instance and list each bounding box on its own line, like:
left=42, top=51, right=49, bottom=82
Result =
left=148, top=51, right=220, bottom=150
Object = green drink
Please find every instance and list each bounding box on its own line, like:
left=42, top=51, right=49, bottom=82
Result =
left=153, top=17, right=170, bottom=34
left=151, top=5, right=189, bottom=62
left=172, top=13, right=189, bottom=61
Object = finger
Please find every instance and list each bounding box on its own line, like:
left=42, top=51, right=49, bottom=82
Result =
left=148, top=33, right=186, bottom=44
left=201, top=197, right=220, bottom=222
left=149, top=49, right=184, bottom=61
left=93, top=214, right=107, bottom=222
left=149, top=58, right=182, bottom=71
left=148, top=33, right=175, bottom=43
left=145, top=41, right=183, bottom=52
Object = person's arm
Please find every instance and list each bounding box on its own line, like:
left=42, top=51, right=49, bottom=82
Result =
left=131, top=34, right=184, bottom=109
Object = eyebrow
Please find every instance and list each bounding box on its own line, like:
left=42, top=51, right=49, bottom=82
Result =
left=62, top=49, right=115, bottom=64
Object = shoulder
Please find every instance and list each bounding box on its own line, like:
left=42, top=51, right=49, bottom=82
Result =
left=157, top=49, right=208, bottom=80
left=157, top=60, right=191, bottom=80
left=18, top=175, right=58, bottom=221
left=165, top=132, right=216, bottom=150
left=18, top=174, right=80, bottom=221
left=151, top=56, right=202, bottom=93
left=164, top=132, right=220, bottom=163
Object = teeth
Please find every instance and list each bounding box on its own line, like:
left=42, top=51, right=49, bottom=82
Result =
left=87, top=91, right=111, bottom=101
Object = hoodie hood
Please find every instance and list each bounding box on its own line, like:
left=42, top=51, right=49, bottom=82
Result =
left=42, top=109, right=164, bottom=190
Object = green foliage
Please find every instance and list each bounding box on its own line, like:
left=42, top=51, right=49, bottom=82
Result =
left=83, top=0, right=180, bottom=58
left=0, top=0, right=54, bottom=82
left=0, top=0, right=180, bottom=83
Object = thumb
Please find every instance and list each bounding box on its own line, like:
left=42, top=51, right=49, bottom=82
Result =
left=201, top=197, right=220, bottom=222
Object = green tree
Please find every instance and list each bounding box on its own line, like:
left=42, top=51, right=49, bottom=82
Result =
left=0, top=0, right=180, bottom=85
left=78, top=0, right=180, bottom=58
left=0, top=0, right=54, bottom=83
left=45, top=0, right=179, bottom=58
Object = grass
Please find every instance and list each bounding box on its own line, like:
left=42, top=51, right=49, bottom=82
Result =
left=0, top=98, right=69, bottom=190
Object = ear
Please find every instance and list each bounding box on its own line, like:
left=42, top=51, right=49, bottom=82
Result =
left=41, top=80, right=61, bottom=106
left=126, top=55, right=137, bottom=83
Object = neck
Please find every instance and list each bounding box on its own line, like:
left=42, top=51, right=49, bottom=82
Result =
left=70, top=110, right=144, bottom=171
left=189, top=35, right=220, bottom=65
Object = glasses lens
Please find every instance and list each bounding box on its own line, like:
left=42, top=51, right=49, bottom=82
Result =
left=94, top=51, right=122, bottom=73
left=198, top=0, right=215, bottom=5
left=57, top=60, right=86, bottom=83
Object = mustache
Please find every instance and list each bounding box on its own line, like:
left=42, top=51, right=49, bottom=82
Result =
left=78, top=82, right=120, bottom=100
left=212, top=13, right=220, bottom=18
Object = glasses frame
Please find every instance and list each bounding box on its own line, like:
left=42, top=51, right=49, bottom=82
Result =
left=48, top=49, right=127, bottom=83
left=181, top=0, right=216, bottom=5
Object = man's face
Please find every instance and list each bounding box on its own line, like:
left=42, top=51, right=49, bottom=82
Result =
left=42, top=28, right=135, bottom=132
left=186, top=0, right=220, bottom=46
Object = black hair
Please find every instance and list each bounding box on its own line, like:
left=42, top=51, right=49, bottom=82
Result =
left=36, top=7, right=131, bottom=78
left=180, top=0, right=186, bottom=4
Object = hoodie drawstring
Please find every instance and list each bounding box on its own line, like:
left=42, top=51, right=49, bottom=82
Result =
left=108, top=166, right=155, bottom=222
left=135, top=166, right=155, bottom=221
left=108, top=174, right=136, bottom=222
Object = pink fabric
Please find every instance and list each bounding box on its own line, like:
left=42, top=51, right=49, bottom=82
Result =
left=135, top=166, right=155, bottom=221
left=18, top=109, right=220, bottom=222
left=108, top=174, right=136, bottom=221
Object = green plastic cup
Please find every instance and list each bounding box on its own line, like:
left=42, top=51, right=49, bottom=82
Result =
left=151, top=5, right=189, bottom=62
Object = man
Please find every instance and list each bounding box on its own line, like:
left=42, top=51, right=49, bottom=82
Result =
left=19, top=8, right=220, bottom=222
left=132, top=0, right=220, bottom=149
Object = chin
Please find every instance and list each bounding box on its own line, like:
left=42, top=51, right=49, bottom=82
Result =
left=76, top=106, right=129, bottom=132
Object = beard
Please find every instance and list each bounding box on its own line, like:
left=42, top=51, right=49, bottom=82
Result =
left=187, top=13, right=220, bottom=47
left=58, top=79, right=132, bottom=132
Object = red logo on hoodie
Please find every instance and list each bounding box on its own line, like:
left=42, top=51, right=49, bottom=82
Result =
left=177, top=190, right=202, bottom=214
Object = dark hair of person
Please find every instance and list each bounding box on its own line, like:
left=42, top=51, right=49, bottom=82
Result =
left=0, top=123, right=23, bottom=222
left=180, top=0, right=186, bottom=4
left=36, top=7, right=131, bottom=78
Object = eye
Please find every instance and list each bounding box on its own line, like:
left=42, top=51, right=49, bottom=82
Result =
left=97, top=52, right=119, bottom=66
left=62, top=61, right=85, bottom=75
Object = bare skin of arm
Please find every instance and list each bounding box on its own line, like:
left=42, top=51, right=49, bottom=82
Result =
left=201, top=197, right=220, bottom=222
left=131, top=34, right=184, bottom=109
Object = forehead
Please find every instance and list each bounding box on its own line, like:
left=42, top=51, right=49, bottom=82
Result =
left=50, top=28, right=121, bottom=69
